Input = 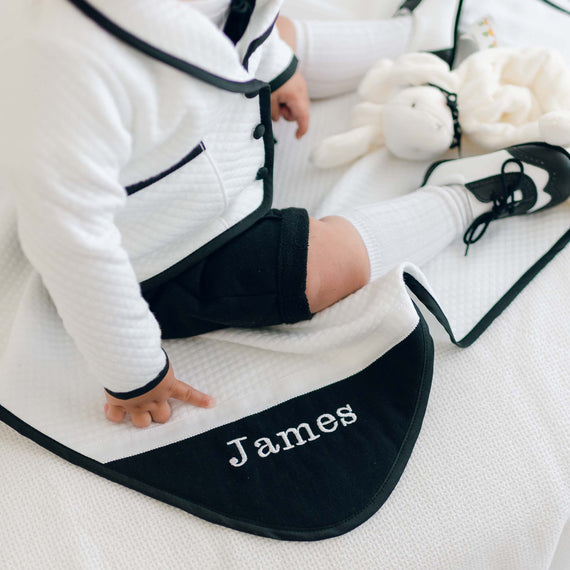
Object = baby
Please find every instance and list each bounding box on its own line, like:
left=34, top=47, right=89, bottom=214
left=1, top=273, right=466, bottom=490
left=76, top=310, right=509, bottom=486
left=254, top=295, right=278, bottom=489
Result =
left=1, top=0, right=568, bottom=429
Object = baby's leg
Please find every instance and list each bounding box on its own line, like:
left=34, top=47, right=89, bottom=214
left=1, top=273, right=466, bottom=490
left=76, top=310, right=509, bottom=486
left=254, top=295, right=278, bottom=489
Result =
left=143, top=208, right=314, bottom=338
left=144, top=186, right=470, bottom=337
left=281, top=0, right=463, bottom=99
left=307, top=183, right=470, bottom=310
left=288, top=18, right=413, bottom=99
left=146, top=145, right=570, bottom=333
left=310, top=142, right=570, bottom=310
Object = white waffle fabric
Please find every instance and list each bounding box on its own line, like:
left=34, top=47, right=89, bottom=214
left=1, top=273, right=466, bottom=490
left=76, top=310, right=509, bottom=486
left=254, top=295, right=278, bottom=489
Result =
left=0, top=0, right=569, bottom=568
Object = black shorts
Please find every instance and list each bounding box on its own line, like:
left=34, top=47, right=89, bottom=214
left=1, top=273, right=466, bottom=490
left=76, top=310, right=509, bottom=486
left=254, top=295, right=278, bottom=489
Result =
left=142, top=208, right=312, bottom=339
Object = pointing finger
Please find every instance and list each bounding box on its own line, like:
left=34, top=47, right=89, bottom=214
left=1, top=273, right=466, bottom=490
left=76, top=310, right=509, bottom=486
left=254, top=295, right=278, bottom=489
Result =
left=172, top=380, right=216, bottom=409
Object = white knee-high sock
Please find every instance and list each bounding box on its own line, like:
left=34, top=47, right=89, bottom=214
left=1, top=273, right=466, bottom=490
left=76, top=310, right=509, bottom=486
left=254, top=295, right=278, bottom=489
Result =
left=341, top=185, right=473, bottom=281
left=292, top=17, right=412, bottom=99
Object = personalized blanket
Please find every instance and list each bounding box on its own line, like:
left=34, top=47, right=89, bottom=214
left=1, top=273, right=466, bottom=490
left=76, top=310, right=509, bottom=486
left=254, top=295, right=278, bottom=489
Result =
left=0, top=0, right=569, bottom=560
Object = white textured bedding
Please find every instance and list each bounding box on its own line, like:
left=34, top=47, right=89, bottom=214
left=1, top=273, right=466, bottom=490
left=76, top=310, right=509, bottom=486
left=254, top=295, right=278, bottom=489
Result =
left=1, top=0, right=569, bottom=568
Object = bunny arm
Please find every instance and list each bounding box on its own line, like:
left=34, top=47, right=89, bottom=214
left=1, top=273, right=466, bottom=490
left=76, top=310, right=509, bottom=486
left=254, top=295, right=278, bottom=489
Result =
left=312, top=124, right=384, bottom=169
left=350, top=101, right=384, bottom=128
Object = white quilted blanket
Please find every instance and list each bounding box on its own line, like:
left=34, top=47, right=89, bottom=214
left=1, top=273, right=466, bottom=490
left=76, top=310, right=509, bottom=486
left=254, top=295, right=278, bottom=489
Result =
left=1, top=0, right=569, bottom=568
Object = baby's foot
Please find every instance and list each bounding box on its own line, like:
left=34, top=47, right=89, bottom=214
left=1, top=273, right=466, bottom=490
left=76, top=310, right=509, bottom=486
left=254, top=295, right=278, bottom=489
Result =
left=422, top=142, right=570, bottom=251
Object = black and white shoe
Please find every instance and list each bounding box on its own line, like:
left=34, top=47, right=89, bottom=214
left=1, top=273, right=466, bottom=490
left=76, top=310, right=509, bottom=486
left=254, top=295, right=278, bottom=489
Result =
left=395, top=0, right=464, bottom=66
left=423, top=142, right=570, bottom=252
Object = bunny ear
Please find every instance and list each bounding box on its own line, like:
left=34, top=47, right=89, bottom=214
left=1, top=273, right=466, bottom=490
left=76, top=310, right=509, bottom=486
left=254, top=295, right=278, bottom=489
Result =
left=358, top=52, right=456, bottom=103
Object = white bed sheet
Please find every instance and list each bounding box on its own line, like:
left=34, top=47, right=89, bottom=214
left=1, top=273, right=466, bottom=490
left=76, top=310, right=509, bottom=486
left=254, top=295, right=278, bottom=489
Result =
left=1, top=0, right=569, bottom=568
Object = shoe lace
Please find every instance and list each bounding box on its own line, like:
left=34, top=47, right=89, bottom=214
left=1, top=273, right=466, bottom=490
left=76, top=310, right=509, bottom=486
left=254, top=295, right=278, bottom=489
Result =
left=462, top=157, right=524, bottom=256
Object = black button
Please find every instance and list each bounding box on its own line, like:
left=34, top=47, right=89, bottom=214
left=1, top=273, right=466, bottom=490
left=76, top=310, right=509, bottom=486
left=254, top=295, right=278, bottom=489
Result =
left=245, top=90, right=259, bottom=99
left=256, top=167, right=269, bottom=180
left=253, top=124, right=265, bottom=139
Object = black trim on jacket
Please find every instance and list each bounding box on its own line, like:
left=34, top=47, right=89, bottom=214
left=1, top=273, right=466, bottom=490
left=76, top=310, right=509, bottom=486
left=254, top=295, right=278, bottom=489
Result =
left=66, top=0, right=265, bottom=95
left=269, top=56, right=298, bottom=92
left=242, top=17, right=277, bottom=70
left=125, top=143, right=205, bottom=196
left=105, top=352, right=170, bottom=400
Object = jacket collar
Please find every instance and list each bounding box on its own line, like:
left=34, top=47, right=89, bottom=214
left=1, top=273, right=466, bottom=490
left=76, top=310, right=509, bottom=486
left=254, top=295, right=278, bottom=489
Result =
left=232, top=0, right=280, bottom=61
left=65, top=0, right=270, bottom=92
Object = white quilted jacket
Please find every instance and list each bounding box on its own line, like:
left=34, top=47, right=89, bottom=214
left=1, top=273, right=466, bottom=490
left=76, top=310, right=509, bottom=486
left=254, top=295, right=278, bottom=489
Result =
left=0, top=0, right=296, bottom=394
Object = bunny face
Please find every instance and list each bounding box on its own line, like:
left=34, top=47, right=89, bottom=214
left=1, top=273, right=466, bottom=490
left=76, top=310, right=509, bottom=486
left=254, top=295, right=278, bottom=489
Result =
left=381, top=86, right=454, bottom=161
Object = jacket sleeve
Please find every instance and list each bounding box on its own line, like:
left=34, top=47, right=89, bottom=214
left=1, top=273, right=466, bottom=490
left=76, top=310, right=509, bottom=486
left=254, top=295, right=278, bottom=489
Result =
left=254, top=23, right=298, bottom=91
left=0, top=38, right=167, bottom=397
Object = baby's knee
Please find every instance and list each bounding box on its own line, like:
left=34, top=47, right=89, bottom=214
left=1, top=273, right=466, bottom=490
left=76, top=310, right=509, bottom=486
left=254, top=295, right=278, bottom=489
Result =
left=305, top=216, right=370, bottom=313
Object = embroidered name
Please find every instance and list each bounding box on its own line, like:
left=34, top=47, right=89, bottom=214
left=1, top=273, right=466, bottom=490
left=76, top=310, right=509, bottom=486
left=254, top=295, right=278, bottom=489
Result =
left=226, top=404, right=357, bottom=468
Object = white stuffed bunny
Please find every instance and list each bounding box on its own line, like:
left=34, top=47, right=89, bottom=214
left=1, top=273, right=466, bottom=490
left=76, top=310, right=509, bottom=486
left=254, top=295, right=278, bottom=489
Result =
left=313, top=47, right=570, bottom=167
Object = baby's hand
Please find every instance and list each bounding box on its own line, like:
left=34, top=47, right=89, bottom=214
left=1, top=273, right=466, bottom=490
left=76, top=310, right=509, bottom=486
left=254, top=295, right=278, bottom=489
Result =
left=270, top=71, right=310, bottom=139
left=104, top=361, right=215, bottom=428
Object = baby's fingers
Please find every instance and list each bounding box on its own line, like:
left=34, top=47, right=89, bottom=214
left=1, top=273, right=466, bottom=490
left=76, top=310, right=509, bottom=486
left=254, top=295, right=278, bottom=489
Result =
left=294, top=109, right=309, bottom=139
left=151, top=401, right=172, bottom=424
left=105, top=403, right=126, bottom=424
left=131, top=410, right=152, bottom=429
left=286, top=97, right=309, bottom=139
left=172, top=380, right=216, bottom=409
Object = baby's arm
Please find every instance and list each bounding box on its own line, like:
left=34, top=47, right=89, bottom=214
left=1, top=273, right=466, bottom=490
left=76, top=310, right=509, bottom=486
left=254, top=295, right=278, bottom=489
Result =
left=1, top=37, right=213, bottom=426
left=270, top=69, right=310, bottom=139
left=105, top=357, right=214, bottom=429
left=255, top=16, right=310, bottom=138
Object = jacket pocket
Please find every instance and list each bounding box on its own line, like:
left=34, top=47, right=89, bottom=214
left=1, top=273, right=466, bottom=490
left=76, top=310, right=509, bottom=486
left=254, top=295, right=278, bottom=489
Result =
left=125, top=142, right=206, bottom=196
left=118, top=141, right=229, bottom=263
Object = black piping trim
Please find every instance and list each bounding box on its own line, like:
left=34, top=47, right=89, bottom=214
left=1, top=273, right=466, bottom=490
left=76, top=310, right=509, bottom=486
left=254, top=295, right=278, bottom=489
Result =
left=539, top=0, right=570, bottom=15
left=413, top=0, right=463, bottom=67
left=139, top=86, right=275, bottom=292
left=105, top=351, right=169, bottom=400
left=242, top=18, right=277, bottom=71
left=448, top=0, right=464, bottom=68
left=65, top=0, right=266, bottom=94
left=125, top=143, right=205, bottom=196
left=268, top=56, right=298, bottom=92
left=0, top=312, right=433, bottom=541
left=404, top=220, right=570, bottom=347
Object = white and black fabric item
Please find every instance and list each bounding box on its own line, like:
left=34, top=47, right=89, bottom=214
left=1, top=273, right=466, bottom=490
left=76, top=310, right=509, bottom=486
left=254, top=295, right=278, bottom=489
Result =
left=395, top=0, right=465, bottom=65
left=2, top=242, right=569, bottom=539
left=3, top=258, right=567, bottom=541
left=1, top=0, right=570, bottom=556
left=1, top=140, right=569, bottom=538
